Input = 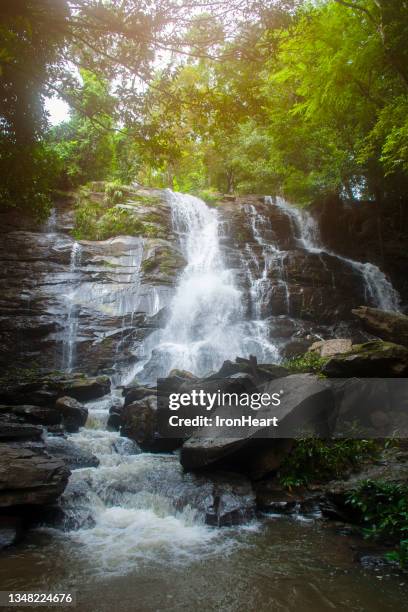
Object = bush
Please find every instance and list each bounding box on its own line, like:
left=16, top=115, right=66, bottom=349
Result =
left=279, top=438, right=378, bottom=489
left=347, top=480, right=408, bottom=567
left=73, top=191, right=145, bottom=240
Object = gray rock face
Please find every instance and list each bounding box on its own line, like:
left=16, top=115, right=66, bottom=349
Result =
left=0, top=444, right=70, bottom=507
left=55, top=396, right=88, bottom=432
left=180, top=374, right=334, bottom=474
left=352, top=306, right=408, bottom=347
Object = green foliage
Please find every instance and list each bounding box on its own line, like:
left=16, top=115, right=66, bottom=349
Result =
left=347, top=480, right=408, bottom=568
left=279, top=439, right=378, bottom=488
left=283, top=351, right=328, bottom=374
left=73, top=193, right=145, bottom=241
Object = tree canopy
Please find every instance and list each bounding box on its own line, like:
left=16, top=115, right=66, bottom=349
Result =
left=0, top=0, right=407, bottom=213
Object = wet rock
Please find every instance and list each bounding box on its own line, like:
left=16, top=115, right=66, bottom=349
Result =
left=308, top=338, right=352, bottom=357
left=141, top=242, right=186, bottom=285
left=123, top=384, right=157, bottom=407
left=59, top=480, right=97, bottom=530
left=0, top=444, right=70, bottom=507
left=0, top=372, right=110, bottom=407
left=255, top=480, right=320, bottom=514
left=0, top=515, right=23, bottom=549
left=61, top=376, right=111, bottom=402
left=180, top=374, right=335, bottom=472
left=55, top=396, right=88, bottom=433
left=352, top=306, right=408, bottom=347
left=3, top=405, right=62, bottom=427
left=45, top=437, right=99, bottom=469
left=0, top=419, right=43, bottom=442
left=120, top=395, right=181, bottom=452
left=192, top=471, right=256, bottom=526
left=210, top=357, right=289, bottom=383
left=168, top=369, right=197, bottom=380
left=323, top=340, right=408, bottom=377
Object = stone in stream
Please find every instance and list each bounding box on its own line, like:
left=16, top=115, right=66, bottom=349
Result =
left=186, top=471, right=256, bottom=526
left=45, top=437, right=99, bottom=470
left=352, top=306, right=408, bottom=348
left=0, top=444, right=70, bottom=507
left=322, top=340, right=408, bottom=377
left=180, top=374, right=335, bottom=476
left=55, top=396, right=88, bottom=433
left=120, top=395, right=181, bottom=452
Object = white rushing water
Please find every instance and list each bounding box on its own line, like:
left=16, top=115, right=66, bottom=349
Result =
left=126, top=190, right=279, bottom=382
left=60, top=398, right=233, bottom=575
left=270, top=196, right=401, bottom=312
left=243, top=204, right=290, bottom=317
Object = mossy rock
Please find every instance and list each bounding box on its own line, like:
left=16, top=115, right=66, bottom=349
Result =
left=142, top=245, right=186, bottom=281
left=323, top=340, right=408, bottom=377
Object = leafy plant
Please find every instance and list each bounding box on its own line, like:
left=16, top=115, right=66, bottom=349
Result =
left=283, top=351, right=328, bottom=374
left=279, top=438, right=377, bottom=488
left=347, top=480, right=408, bottom=568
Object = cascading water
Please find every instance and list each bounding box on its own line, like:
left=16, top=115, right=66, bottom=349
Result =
left=127, top=190, right=279, bottom=383
left=243, top=204, right=290, bottom=316
left=62, top=241, right=82, bottom=372
left=60, top=398, right=223, bottom=575
left=270, top=196, right=401, bottom=312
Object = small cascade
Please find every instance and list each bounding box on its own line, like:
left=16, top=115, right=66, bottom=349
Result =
left=58, top=397, right=224, bottom=575
left=243, top=204, right=290, bottom=316
left=125, top=191, right=278, bottom=382
left=270, top=196, right=401, bottom=312
left=62, top=241, right=82, bottom=372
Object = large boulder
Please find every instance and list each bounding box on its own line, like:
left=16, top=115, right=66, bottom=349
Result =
left=120, top=395, right=181, bottom=452
left=352, top=306, right=408, bottom=347
left=60, top=376, right=111, bottom=402
left=55, top=396, right=88, bottom=432
left=0, top=444, right=70, bottom=507
left=322, top=340, right=408, bottom=377
left=180, top=374, right=335, bottom=474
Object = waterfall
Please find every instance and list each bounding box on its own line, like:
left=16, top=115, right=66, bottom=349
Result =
left=270, top=196, right=401, bottom=313
left=243, top=204, right=290, bottom=316
left=62, top=241, right=82, bottom=372
left=126, top=191, right=278, bottom=383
